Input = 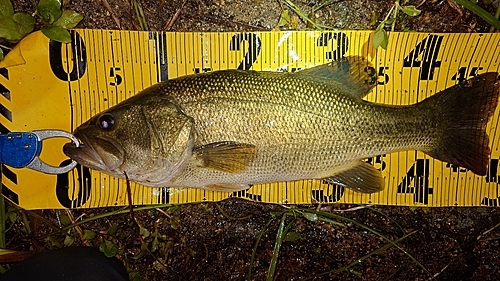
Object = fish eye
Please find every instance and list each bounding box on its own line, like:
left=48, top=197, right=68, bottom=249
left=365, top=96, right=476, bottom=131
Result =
left=97, top=113, right=115, bottom=130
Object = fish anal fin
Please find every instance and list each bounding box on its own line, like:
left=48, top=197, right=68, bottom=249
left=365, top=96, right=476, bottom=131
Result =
left=194, top=141, right=257, bottom=173
left=323, top=161, right=385, bottom=193
left=297, top=56, right=375, bottom=99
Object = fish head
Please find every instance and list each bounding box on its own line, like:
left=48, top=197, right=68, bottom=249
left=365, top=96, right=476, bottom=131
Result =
left=64, top=95, right=195, bottom=186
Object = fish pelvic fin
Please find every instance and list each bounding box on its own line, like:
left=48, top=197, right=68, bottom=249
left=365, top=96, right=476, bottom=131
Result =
left=194, top=141, right=257, bottom=173
left=323, top=161, right=385, bottom=193
left=422, top=73, right=500, bottom=176
left=297, top=56, right=376, bottom=99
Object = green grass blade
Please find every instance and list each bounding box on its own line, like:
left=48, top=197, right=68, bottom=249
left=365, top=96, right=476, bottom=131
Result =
left=39, top=204, right=174, bottom=238
left=247, top=216, right=274, bottom=281
left=131, top=0, right=149, bottom=31
left=299, top=208, right=432, bottom=277
left=267, top=213, right=288, bottom=281
left=312, top=0, right=335, bottom=13
left=489, top=1, right=500, bottom=32
left=307, top=230, right=417, bottom=279
left=454, top=0, right=500, bottom=30
left=280, top=0, right=332, bottom=30
left=362, top=205, right=406, bottom=236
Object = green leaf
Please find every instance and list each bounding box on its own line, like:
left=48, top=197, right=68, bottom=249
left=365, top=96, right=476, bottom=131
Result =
left=284, top=231, right=303, bottom=242
left=53, top=10, right=83, bottom=28
left=64, top=235, right=74, bottom=246
left=375, top=21, right=385, bottom=31
left=0, top=17, right=23, bottom=41
left=60, top=215, right=71, bottom=226
left=107, top=223, right=119, bottom=235
left=139, top=224, right=150, bottom=238
left=83, top=229, right=96, bottom=240
left=151, top=236, right=159, bottom=252
left=302, top=212, right=318, bottom=222
left=99, top=240, right=120, bottom=257
left=369, top=12, right=379, bottom=26
left=384, top=18, right=396, bottom=25
left=41, top=25, right=71, bottom=43
left=36, top=0, right=62, bottom=24
left=349, top=269, right=363, bottom=277
left=400, top=5, right=421, bottom=17
left=372, top=28, right=388, bottom=49
left=12, top=13, right=35, bottom=37
left=129, top=272, right=147, bottom=281
left=169, top=217, right=180, bottom=230
left=8, top=211, right=17, bottom=224
left=165, top=205, right=179, bottom=215
left=277, top=9, right=291, bottom=27
left=45, top=236, right=62, bottom=248
left=0, top=0, right=14, bottom=18
left=0, top=48, right=4, bottom=61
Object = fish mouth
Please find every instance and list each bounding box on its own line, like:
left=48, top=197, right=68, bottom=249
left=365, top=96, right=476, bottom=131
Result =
left=63, top=131, right=125, bottom=172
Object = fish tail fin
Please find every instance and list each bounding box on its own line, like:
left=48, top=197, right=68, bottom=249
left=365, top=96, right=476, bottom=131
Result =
left=422, top=73, right=499, bottom=176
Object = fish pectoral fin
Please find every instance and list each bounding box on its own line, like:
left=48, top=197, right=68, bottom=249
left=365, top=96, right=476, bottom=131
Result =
left=324, top=161, right=384, bottom=193
left=194, top=141, right=257, bottom=173
left=205, top=183, right=250, bottom=192
left=297, top=56, right=375, bottom=99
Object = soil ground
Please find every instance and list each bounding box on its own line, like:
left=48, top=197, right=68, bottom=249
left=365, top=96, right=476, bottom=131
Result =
left=3, top=0, right=500, bottom=280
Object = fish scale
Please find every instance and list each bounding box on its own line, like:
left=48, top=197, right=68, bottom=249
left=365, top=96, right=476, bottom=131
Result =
left=146, top=72, right=440, bottom=187
left=64, top=59, right=499, bottom=193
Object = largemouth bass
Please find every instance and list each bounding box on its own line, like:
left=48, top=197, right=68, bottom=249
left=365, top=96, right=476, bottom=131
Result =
left=63, top=58, right=500, bottom=193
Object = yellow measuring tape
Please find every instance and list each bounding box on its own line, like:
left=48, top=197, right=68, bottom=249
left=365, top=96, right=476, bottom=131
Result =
left=0, top=29, right=499, bottom=209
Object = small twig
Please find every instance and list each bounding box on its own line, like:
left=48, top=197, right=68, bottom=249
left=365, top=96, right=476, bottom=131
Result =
left=123, top=171, right=135, bottom=223
left=155, top=208, right=181, bottom=229
left=477, top=220, right=500, bottom=240
left=312, top=0, right=344, bottom=13
left=101, top=0, right=122, bottom=29
left=0, top=181, right=5, bottom=249
left=215, top=203, right=251, bottom=220
left=280, top=0, right=332, bottom=30
left=446, top=0, right=464, bottom=26
left=331, top=204, right=373, bottom=212
left=416, top=0, right=427, bottom=8
left=136, top=234, right=187, bottom=280
left=64, top=209, right=90, bottom=246
left=197, top=14, right=270, bottom=31
left=164, top=0, right=188, bottom=30
left=0, top=250, right=37, bottom=263
left=155, top=208, right=171, bottom=218
left=427, top=261, right=451, bottom=280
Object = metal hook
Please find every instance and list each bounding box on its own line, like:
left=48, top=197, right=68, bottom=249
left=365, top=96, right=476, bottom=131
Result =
left=24, top=130, right=80, bottom=174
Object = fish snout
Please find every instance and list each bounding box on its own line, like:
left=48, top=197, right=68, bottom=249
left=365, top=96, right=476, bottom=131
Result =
left=63, top=133, right=125, bottom=172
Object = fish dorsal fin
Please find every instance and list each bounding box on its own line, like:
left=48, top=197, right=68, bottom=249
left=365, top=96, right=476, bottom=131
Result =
left=323, top=161, right=385, bottom=193
left=297, top=56, right=375, bottom=99
left=194, top=141, right=257, bottom=173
